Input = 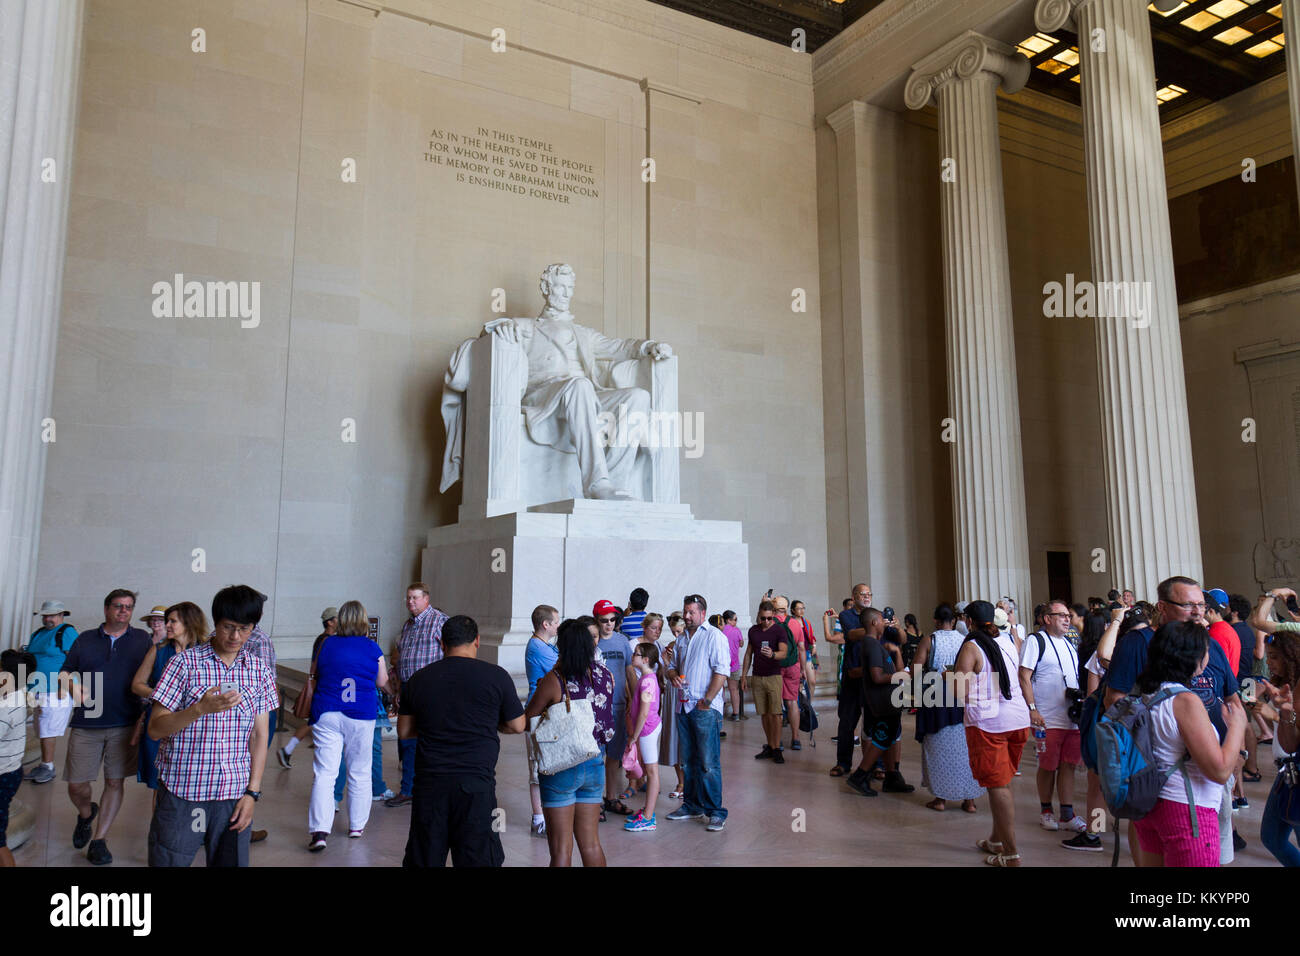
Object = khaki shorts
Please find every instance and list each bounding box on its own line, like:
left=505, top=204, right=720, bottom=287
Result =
left=64, top=726, right=138, bottom=783
left=751, top=675, right=783, bottom=715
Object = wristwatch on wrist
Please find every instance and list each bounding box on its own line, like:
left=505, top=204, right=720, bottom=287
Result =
left=244, top=788, right=261, bottom=802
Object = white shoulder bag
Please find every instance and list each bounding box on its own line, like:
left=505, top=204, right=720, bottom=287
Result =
left=529, top=668, right=600, bottom=775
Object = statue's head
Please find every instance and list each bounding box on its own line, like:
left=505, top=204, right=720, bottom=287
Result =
left=539, top=263, right=576, bottom=314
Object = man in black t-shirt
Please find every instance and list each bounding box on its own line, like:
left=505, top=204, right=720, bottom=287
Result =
left=398, top=615, right=525, bottom=867
left=845, top=608, right=914, bottom=798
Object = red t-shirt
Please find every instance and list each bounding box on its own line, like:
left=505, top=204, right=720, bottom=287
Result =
left=1207, top=620, right=1240, bottom=677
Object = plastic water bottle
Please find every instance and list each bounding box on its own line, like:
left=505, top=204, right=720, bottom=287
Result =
left=1033, top=725, right=1047, bottom=754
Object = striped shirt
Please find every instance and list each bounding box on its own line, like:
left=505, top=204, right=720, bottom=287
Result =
left=397, top=606, right=447, bottom=683
left=152, top=643, right=279, bottom=801
left=622, top=610, right=646, bottom=641
left=0, top=693, right=25, bottom=775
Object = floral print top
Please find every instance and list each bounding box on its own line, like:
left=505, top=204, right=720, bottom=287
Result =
left=565, top=662, right=616, bottom=748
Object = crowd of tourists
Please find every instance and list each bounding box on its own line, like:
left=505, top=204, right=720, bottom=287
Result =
left=1, top=574, right=1296, bottom=869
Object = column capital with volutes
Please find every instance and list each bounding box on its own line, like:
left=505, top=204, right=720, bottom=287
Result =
left=904, top=31, right=1030, bottom=111
left=1035, top=0, right=1183, bottom=32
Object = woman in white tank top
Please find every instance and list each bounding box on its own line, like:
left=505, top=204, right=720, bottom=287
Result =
left=955, top=601, right=1031, bottom=867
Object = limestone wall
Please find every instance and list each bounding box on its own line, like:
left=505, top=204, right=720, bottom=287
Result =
left=35, top=0, right=829, bottom=652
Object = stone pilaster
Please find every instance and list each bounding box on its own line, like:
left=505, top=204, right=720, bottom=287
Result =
left=0, top=0, right=83, bottom=652
left=906, top=32, right=1033, bottom=610
left=1036, top=0, right=1203, bottom=597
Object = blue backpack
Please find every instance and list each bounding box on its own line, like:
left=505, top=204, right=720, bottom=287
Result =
left=1095, top=686, right=1199, bottom=836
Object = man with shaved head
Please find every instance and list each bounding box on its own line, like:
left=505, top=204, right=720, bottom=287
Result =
left=844, top=608, right=912, bottom=797
left=830, top=584, right=872, bottom=777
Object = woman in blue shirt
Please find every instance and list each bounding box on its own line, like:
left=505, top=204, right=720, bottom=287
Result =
left=130, top=602, right=208, bottom=789
left=307, top=601, right=388, bottom=852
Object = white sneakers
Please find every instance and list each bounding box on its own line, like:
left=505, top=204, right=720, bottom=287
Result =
left=1040, top=812, right=1087, bottom=832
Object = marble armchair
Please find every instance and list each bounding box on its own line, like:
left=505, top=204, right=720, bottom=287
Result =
left=455, top=332, right=680, bottom=519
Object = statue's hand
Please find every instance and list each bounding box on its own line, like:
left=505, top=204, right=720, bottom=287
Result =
left=484, top=318, right=519, bottom=343
left=648, top=341, right=673, bottom=361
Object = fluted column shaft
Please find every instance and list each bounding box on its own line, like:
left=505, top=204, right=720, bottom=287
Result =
left=907, top=33, right=1033, bottom=611
left=1037, top=0, right=1203, bottom=598
left=1, top=0, right=83, bottom=650
left=1283, top=0, right=1300, bottom=202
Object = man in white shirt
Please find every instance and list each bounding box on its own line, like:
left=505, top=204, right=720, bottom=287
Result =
left=664, top=594, right=730, bottom=831
left=1019, top=600, right=1085, bottom=836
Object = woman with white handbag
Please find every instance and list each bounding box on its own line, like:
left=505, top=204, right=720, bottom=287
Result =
left=525, top=617, right=616, bottom=866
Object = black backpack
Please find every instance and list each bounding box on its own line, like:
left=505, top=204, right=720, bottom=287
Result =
left=52, top=623, right=73, bottom=652
left=797, top=681, right=819, bottom=735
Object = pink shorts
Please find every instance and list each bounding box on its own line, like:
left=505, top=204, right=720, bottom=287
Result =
left=1133, top=799, right=1220, bottom=867
left=1039, top=728, right=1081, bottom=772
left=781, top=665, right=801, bottom=702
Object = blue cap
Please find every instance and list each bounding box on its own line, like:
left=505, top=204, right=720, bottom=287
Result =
left=1205, top=588, right=1229, bottom=611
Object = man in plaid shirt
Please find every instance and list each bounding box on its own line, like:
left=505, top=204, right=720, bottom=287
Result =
left=385, top=581, right=447, bottom=807
left=243, top=623, right=279, bottom=748
left=147, top=585, right=278, bottom=867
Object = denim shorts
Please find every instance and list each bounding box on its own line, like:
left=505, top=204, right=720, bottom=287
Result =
left=538, top=752, right=605, bottom=809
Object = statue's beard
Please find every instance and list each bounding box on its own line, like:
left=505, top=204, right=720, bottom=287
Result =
left=541, top=303, right=573, bottom=320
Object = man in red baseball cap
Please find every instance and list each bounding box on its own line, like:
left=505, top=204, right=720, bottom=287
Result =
left=593, top=599, right=635, bottom=816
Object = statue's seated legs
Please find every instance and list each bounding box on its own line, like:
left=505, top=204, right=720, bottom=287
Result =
left=554, top=376, right=651, bottom=497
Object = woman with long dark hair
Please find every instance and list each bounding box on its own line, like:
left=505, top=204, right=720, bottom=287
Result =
left=525, top=618, right=615, bottom=866
left=1129, top=621, right=1246, bottom=867
left=1257, top=617, right=1300, bottom=866
left=1060, top=607, right=1115, bottom=852
left=955, top=600, right=1030, bottom=866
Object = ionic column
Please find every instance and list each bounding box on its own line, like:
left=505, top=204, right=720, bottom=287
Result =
left=1036, top=0, right=1203, bottom=598
left=906, top=32, right=1033, bottom=611
left=1282, top=0, right=1300, bottom=202
left=0, top=0, right=84, bottom=653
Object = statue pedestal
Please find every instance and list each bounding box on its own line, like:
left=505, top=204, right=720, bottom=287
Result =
left=421, top=499, right=749, bottom=684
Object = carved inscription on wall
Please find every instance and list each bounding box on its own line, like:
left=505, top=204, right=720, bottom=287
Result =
left=422, top=124, right=600, bottom=205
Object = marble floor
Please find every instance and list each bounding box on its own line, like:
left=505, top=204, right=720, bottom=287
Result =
left=13, top=715, right=1280, bottom=867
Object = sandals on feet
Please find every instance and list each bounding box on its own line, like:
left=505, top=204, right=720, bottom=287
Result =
left=925, top=798, right=946, bottom=812
left=602, top=797, right=632, bottom=815
left=976, top=838, right=1004, bottom=854
left=828, top=766, right=847, bottom=777
left=961, top=800, right=978, bottom=813
left=618, top=787, right=637, bottom=801
left=1242, top=770, right=1262, bottom=783
left=984, top=852, right=1021, bottom=867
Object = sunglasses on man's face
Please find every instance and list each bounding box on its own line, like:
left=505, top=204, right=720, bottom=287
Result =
left=598, top=616, right=616, bottom=623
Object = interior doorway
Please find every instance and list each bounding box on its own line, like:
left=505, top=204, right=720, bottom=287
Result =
left=1046, top=551, right=1073, bottom=605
